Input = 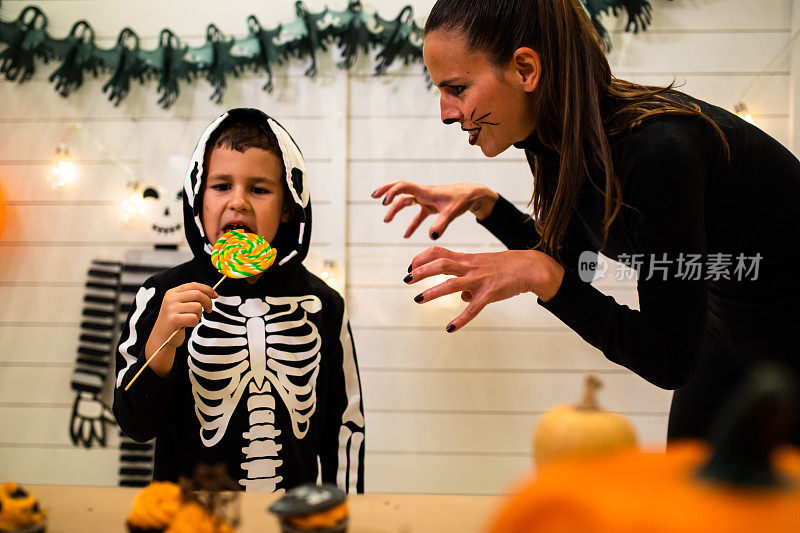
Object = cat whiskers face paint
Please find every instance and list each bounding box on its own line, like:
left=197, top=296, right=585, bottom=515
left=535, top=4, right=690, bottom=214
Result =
left=463, top=107, right=500, bottom=146
left=425, top=30, right=538, bottom=158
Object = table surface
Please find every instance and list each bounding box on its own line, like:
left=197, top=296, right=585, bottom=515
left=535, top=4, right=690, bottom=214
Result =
left=29, top=485, right=503, bottom=533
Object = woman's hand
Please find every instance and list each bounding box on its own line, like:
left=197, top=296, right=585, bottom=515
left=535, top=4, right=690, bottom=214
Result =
left=372, top=181, right=499, bottom=239
left=405, top=247, right=565, bottom=332
left=146, top=282, right=217, bottom=376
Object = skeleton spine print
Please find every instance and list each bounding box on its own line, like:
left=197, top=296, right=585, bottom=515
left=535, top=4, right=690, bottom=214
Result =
left=188, top=293, right=324, bottom=491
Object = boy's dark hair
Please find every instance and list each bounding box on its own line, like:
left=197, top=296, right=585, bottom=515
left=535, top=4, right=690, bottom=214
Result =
left=208, top=116, right=283, bottom=158
left=203, top=116, right=295, bottom=217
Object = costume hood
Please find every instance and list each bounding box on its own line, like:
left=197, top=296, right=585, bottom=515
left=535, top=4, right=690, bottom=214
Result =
left=182, top=108, right=312, bottom=270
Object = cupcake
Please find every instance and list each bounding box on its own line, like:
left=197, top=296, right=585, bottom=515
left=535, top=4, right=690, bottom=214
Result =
left=268, top=483, right=348, bottom=533
left=125, top=481, right=183, bottom=533
left=165, top=502, right=235, bottom=533
left=0, top=482, right=47, bottom=533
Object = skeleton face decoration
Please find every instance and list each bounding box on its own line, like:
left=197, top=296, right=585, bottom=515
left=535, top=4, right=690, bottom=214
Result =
left=139, top=154, right=191, bottom=246
left=142, top=185, right=184, bottom=244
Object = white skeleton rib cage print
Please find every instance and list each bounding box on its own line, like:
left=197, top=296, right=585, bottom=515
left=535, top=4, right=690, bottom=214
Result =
left=189, top=293, right=323, bottom=491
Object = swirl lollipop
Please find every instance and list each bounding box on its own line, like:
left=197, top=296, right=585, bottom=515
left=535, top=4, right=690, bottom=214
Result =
left=211, top=229, right=277, bottom=282
left=125, top=230, right=277, bottom=391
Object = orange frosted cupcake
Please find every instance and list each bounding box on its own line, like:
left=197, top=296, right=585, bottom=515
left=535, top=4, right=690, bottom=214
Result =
left=165, top=501, right=235, bottom=533
left=269, top=483, right=348, bottom=533
left=0, top=482, right=47, bottom=533
left=125, top=481, right=183, bottom=533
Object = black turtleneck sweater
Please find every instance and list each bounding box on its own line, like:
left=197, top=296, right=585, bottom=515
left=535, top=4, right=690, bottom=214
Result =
left=477, top=95, right=800, bottom=440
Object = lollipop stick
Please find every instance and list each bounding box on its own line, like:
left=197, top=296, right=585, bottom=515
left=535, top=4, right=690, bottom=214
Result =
left=123, top=331, right=178, bottom=391
left=124, top=275, right=227, bottom=392
left=124, top=330, right=180, bottom=390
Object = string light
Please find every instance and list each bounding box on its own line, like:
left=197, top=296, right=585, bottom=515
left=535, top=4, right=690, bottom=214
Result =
left=734, top=101, right=756, bottom=125
left=320, top=259, right=342, bottom=291
left=46, top=143, right=78, bottom=190
left=120, top=181, right=146, bottom=222
left=47, top=123, right=151, bottom=227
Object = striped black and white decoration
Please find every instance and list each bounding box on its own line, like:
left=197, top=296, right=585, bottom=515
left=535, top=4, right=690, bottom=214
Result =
left=70, top=247, right=190, bottom=487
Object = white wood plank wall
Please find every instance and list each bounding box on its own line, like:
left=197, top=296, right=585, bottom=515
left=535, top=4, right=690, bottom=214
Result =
left=0, top=0, right=794, bottom=495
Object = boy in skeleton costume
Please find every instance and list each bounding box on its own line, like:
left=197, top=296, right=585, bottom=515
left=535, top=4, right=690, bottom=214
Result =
left=113, top=109, right=365, bottom=493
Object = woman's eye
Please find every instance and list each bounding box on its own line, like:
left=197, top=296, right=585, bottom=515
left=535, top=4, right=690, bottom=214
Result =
left=252, top=186, right=270, bottom=195
left=211, top=183, right=230, bottom=191
left=451, top=86, right=466, bottom=96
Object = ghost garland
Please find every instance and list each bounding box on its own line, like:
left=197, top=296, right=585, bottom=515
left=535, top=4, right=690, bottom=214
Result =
left=0, top=0, right=665, bottom=109
left=584, top=0, right=672, bottom=50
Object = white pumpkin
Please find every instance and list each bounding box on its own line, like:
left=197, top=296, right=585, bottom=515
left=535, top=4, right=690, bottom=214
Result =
left=533, top=374, right=638, bottom=467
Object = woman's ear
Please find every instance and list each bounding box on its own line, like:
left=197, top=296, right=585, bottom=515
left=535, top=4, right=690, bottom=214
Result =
left=512, top=47, right=541, bottom=93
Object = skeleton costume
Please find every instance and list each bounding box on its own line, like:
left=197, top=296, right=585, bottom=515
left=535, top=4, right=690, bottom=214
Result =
left=113, top=109, right=365, bottom=493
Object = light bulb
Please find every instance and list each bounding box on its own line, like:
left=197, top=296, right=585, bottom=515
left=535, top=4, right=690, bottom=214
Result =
left=120, top=184, right=146, bottom=222
left=321, top=259, right=341, bottom=290
left=47, top=143, right=78, bottom=190
left=734, top=101, right=756, bottom=125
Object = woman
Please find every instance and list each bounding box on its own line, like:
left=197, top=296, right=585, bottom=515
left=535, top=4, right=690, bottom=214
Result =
left=373, top=0, right=800, bottom=443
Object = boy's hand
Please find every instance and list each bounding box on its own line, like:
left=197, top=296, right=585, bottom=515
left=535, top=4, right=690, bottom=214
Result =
left=145, top=282, right=217, bottom=376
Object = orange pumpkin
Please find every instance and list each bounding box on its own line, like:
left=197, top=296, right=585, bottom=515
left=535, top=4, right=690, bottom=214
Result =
left=489, top=364, right=800, bottom=533
left=489, top=443, right=800, bottom=533
left=533, top=374, right=637, bottom=466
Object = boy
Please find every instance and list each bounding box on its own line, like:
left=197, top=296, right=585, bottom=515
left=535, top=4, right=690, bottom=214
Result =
left=113, top=109, right=365, bottom=493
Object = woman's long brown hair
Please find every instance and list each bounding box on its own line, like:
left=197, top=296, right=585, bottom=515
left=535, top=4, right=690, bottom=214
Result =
left=425, top=0, right=728, bottom=259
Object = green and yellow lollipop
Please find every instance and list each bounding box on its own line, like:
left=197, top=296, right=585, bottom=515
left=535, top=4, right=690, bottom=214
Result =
left=211, top=229, right=277, bottom=282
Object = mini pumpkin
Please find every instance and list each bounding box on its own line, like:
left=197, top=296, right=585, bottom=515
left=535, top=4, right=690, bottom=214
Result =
left=533, top=374, right=637, bottom=466
left=490, top=363, right=800, bottom=533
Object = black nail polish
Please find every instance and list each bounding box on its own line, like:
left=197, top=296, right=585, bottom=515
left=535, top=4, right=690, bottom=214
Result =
left=414, top=294, right=424, bottom=303
left=404, top=274, right=413, bottom=283
left=371, top=189, right=378, bottom=197
left=446, top=324, right=456, bottom=333
left=431, top=231, right=440, bottom=240
left=407, top=263, right=413, bottom=273
left=382, top=197, right=389, bottom=205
